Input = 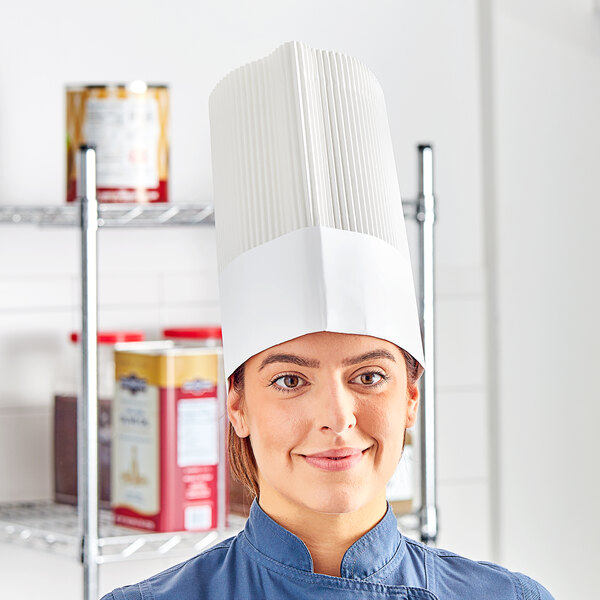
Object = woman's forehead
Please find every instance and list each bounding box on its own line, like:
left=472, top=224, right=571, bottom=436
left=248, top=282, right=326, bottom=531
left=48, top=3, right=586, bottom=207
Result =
left=248, top=332, right=403, bottom=369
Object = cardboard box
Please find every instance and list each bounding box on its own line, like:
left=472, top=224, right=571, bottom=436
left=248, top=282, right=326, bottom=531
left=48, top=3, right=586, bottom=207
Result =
left=53, top=394, right=112, bottom=509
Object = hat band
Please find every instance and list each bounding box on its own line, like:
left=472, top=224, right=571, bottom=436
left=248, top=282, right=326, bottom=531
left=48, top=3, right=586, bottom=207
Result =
left=219, top=226, right=425, bottom=379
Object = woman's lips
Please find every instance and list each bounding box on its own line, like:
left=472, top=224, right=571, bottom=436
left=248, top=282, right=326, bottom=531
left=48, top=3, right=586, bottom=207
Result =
left=301, top=448, right=369, bottom=472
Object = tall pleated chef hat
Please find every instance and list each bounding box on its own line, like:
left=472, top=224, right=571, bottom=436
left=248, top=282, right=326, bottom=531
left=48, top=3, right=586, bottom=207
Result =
left=209, top=41, right=425, bottom=381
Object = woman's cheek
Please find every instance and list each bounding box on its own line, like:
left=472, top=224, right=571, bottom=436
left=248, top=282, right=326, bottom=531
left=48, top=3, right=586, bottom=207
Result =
left=252, top=400, right=304, bottom=450
left=364, top=400, right=405, bottom=451
left=358, top=400, right=390, bottom=432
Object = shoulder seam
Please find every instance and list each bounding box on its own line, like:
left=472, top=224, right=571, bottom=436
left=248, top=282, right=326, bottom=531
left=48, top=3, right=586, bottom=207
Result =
left=140, top=581, right=154, bottom=600
left=512, top=571, right=549, bottom=600
left=405, top=538, right=457, bottom=558
left=514, top=573, right=526, bottom=600
left=436, top=555, right=521, bottom=599
left=509, top=571, right=524, bottom=600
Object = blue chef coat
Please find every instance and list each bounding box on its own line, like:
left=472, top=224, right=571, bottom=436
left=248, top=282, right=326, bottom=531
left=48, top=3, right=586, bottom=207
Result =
left=101, top=499, right=554, bottom=600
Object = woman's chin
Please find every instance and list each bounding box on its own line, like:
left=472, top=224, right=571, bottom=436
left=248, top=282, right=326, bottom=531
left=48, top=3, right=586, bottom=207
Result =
left=300, top=489, right=368, bottom=515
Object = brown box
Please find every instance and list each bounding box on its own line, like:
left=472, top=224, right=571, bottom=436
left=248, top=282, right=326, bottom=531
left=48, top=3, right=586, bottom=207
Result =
left=53, top=394, right=112, bottom=509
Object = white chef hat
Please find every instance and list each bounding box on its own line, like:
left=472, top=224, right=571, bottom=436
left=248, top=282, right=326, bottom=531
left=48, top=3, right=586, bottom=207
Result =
left=209, top=41, right=424, bottom=381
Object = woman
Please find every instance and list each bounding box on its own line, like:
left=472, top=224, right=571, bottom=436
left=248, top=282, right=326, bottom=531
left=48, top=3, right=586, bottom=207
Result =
left=227, top=331, right=420, bottom=579
left=102, top=41, right=554, bottom=599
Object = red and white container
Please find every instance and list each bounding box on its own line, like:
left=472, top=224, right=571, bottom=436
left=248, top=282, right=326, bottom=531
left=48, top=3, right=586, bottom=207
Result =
left=112, top=343, right=227, bottom=532
left=162, top=325, right=254, bottom=517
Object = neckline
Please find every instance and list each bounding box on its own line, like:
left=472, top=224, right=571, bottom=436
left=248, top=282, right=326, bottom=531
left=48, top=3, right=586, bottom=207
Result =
left=242, top=498, right=405, bottom=580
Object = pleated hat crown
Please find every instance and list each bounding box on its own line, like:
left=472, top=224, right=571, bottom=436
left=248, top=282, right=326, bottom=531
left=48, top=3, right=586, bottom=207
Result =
left=209, top=41, right=424, bottom=380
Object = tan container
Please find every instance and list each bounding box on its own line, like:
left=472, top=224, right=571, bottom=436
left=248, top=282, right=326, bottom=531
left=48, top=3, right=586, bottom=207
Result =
left=66, top=83, right=169, bottom=203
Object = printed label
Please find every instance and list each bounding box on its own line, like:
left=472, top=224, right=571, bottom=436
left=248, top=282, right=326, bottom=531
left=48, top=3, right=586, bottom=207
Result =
left=184, top=505, right=212, bottom=531
left=83, top=97, right=160, bottom=188
left=177, top=398, right=219, bottom=467
left=113, top=382, right=159, bottom=515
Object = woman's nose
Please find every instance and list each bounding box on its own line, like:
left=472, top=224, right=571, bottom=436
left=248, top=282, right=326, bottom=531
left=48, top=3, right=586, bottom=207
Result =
left=316, top=382, right=357, bottom=434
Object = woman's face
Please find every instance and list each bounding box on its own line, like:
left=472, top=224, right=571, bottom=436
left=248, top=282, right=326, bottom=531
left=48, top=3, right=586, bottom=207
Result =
left=227, top=331, right=419, bottom=515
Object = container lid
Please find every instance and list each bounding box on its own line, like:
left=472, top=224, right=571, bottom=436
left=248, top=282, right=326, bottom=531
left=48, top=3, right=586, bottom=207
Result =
left=66, top=82, right=168, bottom=90
left=161, top=326, right=223, bottom=340
left=70, top=331, right=146, bottom=344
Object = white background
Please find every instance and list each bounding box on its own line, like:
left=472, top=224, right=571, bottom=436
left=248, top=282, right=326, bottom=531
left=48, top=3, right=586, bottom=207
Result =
left=0, top=1, right=598, bottom=599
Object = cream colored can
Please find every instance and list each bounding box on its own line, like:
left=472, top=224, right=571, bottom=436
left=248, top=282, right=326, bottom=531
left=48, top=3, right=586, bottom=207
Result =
left=66, top=82, right=169, bottom=203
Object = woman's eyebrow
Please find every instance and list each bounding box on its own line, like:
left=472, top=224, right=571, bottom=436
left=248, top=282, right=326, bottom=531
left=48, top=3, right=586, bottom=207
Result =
left=258, top=353, right=320, bottom=371
left=341, top=349, right=396, bottom=366
left=258, top=349, right=396, bottom=372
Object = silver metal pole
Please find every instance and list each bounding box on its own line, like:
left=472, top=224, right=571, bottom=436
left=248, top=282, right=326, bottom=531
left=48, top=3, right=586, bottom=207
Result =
left=417, top=144, right=438, bottom=544
left=217, top=350, right=226, bottom=531
left=77, top=145, right=100, bottom=599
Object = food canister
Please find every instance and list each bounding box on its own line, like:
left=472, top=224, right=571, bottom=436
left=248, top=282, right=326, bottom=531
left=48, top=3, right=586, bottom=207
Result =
left=66, top=82, right=169, bottom=203
left=160, top=326, right=252, bottom=516
left=112, top=343, right=228, bottom=532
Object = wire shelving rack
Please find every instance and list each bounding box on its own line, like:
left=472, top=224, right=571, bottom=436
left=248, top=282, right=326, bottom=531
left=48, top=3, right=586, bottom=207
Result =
left=0, top=144, right=437, bottom=600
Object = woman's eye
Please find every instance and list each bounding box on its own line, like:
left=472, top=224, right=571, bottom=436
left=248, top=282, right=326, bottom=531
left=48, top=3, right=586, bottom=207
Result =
left=271, top=374, right=306, bottom=391
left=353, top=372, right=386, bottom=386
left=270, top=371, right=387, bottom=392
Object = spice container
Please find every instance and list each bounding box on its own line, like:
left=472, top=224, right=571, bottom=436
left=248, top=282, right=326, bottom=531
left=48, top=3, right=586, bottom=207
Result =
left=112, top=343, right=228, bottom=532
left=53, top=331, right=145, bottom=508
left=160, top=326, right=253, bottom=516
left=66, top=82, right=169, bottom=203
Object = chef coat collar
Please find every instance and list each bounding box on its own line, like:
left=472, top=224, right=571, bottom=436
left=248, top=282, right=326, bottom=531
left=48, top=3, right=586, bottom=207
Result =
left=243, top=498, right=405, bottom=580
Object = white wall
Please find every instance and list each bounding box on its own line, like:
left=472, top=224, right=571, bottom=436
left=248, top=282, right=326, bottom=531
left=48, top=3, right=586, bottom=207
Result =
left=1, top=1, right=494, bottom=598
left=483, top=1, right=600, bottom=598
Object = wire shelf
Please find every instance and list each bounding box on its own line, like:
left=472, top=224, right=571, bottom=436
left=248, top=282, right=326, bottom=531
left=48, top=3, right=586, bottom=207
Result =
left=0, top=200, right=419, bottom=228
left=0, top=204, right=215, bottom=228
left=0, top=501, right=246, bottom=564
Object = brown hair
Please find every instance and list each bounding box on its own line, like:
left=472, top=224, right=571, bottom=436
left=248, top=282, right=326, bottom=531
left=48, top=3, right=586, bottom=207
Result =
left=227, top=347, right=422, bottom=500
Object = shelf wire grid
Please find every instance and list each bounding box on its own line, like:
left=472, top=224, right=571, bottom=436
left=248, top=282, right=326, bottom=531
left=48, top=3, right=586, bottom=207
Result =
left=0, top=201, right=418, bottom=228
left=0, top=501, right=246, bottom=564
left=0, top=204, right=216, bottom=227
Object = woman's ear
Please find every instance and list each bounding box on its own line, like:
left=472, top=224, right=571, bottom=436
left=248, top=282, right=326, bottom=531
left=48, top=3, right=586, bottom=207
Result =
left=227, top=382, right=250, bottom=438
left=405, top=382, right=420, bottom=428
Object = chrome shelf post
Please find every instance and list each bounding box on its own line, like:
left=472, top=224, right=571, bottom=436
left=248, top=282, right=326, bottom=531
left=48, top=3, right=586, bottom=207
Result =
left=78, top=145, right=100, bottom=599
left=416, top=144, right=438, bottom=544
